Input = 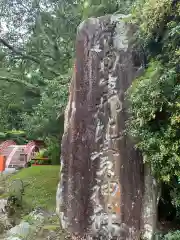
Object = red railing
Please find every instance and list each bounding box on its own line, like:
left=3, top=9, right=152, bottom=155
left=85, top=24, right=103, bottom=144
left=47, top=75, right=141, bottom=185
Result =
left=0, top=140, right=16, bottom=153
left=24, top=141, right=39, bottom=162
left=0, top=140, right=41, bottom=168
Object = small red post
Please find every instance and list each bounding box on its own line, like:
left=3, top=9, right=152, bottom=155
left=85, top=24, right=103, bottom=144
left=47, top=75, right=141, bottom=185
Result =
left=0, top=155, right=6, bottom=172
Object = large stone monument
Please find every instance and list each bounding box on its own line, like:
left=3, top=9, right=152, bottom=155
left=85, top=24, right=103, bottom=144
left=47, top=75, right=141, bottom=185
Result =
left=56, top=15, right=157, bottom=240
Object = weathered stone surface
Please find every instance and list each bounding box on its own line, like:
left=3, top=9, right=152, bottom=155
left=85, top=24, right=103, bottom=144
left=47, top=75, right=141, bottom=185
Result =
left=57, top=15, right=145, bottom=239
left=7, top=221, right=31, bottom=238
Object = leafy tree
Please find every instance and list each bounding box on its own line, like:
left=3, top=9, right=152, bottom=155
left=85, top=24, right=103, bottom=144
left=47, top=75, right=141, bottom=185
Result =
left=0, top=1, right=80, bottom=124
left=82, top=0, right=135, bottom=18
left=127, top=0, right=180, bottom=206
left=0, top=0, right=83, bottom=162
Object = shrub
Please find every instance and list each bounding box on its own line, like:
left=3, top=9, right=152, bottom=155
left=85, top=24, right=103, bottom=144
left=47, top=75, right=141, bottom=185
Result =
left=45, top=137, right=60, bottom=165
left=164, top=231, right=180, bottom=240
left=126, top=0, right=180, bottom=211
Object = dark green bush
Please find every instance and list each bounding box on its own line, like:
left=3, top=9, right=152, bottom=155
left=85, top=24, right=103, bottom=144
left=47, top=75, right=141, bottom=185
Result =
left=45, top=137, right=60, bottom=165
left=127, top=0, right=180, bottom=212
left=164, top=231, right=180, bottom=240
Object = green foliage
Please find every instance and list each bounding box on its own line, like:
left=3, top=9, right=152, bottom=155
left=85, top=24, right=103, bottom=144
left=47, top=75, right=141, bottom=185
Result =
left=31, top=149, right=51, bottom=165
left=45, top=137, right=61, bottom=165
left=23, top=74, right=69, bottom=139
left=82, top=0, right=135, bottom=18
left=6, top=130, right=28, bottom=144
left=127, top=0, right=180, bottom=206
left=156, top=231, right=180, bottom=240
left=0, top=130, right=27, bottom=144
left=0, top=0, right=80, bottom=147
left=131, top=0, right=180, bottom=59
left=34, top=149, right=48, bottom=159
left=163, top=231, right=180, bottom=240
left=30, top=159, right=51, bottom=165
left=0, top=82, right=26, bottom=131
left=0, top=0, right=135, bottom=156
left=127, top=61, right=180, bottom=182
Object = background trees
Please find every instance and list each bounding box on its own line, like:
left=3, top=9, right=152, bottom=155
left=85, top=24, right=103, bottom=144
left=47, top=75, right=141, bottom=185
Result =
left=0, top=0, right=83, bottom=162
left=0, top=0, right=136, bottom=161
left=127, top=0, right=179, bottom=191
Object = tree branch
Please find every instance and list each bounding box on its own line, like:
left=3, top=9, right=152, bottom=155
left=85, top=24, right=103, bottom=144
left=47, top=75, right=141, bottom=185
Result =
left=0, top=38, right=40, bottom=64
left=44, top=66, right=60, bottom=77
left=0, top=76, right=40, bottom=95
left=0, top=38, right=61, bottom=76
left=42, top=53, right=56, bottom=60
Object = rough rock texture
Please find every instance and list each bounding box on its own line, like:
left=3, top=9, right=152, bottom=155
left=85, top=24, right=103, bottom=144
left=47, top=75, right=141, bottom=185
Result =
left=57, top=15, right=146, bottom=239
left=141, top=164, right=159, bottom=240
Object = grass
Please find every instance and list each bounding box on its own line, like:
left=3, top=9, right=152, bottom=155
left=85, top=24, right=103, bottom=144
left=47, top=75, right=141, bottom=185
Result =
left=0, top=166, right=70, bottom=240
left=0, top=173, right=13, bottom=197
left=6, top=166, right=60, bottom=211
